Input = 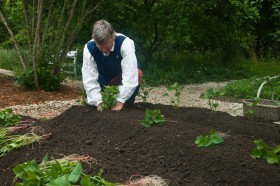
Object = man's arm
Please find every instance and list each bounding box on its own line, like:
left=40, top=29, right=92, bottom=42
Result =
left=82, top=45, right=103, bottom=107
left=118, top=37, right=139, bottom=101
left=111, top=37, right=138, bottom=111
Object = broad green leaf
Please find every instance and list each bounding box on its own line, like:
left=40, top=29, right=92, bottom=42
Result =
left=211, top=134, right=224, bottom=144
left=266, top=153, right=279, bottom=164
left=273, top=145, right=280, bottom=154
left=81, top=175, right=94, bottom=186
left=250, top=148, right=262, bottom=159
left=47, top=175, right=70, bottom=186
left=41, top=154, right=49, bottom=164
left=68, top=163, right=82, bottom=183
left=195, top=130, right=223, bottom=147
left=254, top=139, right=267, bottom=150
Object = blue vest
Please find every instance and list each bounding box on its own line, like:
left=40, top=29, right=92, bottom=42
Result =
left=87, top=35, right=126, bottom=86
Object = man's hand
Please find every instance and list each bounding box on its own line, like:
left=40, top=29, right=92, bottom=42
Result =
left=97, top=103, right=103, bottom=111
left=138, top=69, right=144, bottom=84
left=111, top=101, right=123, bottom=111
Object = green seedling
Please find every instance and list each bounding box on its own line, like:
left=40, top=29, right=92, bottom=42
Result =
left=202, top=88, right=225, bottom=112
left=80, top=88, right=87, bottom=106
left=163, top=82, right=184, bottom=107
left=138, top=82, right=152, bottom=102
left=0, top=108, right=21, bottom=127
left=13, top=154, right=116, bottom=186
left=250, top=139, right=280, bottom=165
left=244, top=97, right=260, bottom=120
left=101, top=85, right=119, bottom=110
left=141, top=109, right=165, bottom=127
left=195, top=129, right=224, bottom=147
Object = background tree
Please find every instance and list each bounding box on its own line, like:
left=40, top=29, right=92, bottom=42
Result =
left=0, top=0, right=100, bottom=90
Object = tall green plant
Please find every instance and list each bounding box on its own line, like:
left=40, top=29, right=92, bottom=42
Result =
left=138, top=81, right=152, bottom=102
left=244, top=97, right=260, bottom=121
left=202, top=88, right=225, bottom=112
left=101, top=85, right=119, bottom=110
left=163, top=82, right=184, bottom=107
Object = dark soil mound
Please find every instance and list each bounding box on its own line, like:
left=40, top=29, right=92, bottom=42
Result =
left=1, top=103, right=280, bottom=185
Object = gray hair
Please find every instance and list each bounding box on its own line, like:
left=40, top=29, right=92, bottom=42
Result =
left=92, top=19, right=115, bottom=44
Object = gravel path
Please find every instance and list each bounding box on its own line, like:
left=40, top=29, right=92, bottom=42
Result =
left=5, top=80, right=244, bottom=119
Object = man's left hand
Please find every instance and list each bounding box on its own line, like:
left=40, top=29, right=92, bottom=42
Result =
left=111, top=101, right=123, bottom=111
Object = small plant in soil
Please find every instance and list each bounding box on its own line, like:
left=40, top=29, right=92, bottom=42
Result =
left=163, top=82, right=184, bottom=107
left=80, top=88, right=88, bottom=106
left=195, top=129, right=224, bottom=147
left=0, top=108, right=21, bottom=127
left=244, top=97, right=260, bottom=120
left=141, top=109, right=165, bottom=127
left=250, top=139, right=280, bottom=165
left=13, top=154, right=116, bottom=186
left=202, top=88, right=225, bottom=112
left=138, top=82, right=152, bottom=102
left=101, top=85, right=119, bottom=110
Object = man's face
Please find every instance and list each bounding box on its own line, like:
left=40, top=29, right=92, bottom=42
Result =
left=96, top=37, right=115, bottom=55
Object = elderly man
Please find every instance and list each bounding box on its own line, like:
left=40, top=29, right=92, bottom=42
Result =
left=82, top=19, right=143, bottom=111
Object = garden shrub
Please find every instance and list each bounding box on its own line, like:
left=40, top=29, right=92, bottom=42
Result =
left=15, top=67, right=64, bottom=91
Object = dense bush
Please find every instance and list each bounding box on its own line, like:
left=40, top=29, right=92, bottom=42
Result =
left=15, top=67, right=64, bottom=91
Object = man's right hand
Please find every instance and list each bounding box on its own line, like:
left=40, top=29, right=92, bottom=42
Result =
left=97, top=103, right=103, bottom=111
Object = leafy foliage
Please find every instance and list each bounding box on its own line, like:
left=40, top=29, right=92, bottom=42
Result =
left=80, top=88, right=88, bottom=106
left=15, top=67, right=64, bottom=91
left=101, top=85, right=119, bottom=110
left=250, top=139, right=280, bottom=165
left=138, top=81, right=152, bottom=102
left=163, top=82, right=184, bottom=107
left=0, top=108, right=21, bottom=127
left=244, top=97, right=260, bottom=120
left=141, top=109, right=165, bottom=127
left=195, top=129, right=224, bottom=147
left=220, top=76, right=280, bottom=101
left=13, top=154, right=116, bottom=185
left=202, top=88, right=225, bottom=112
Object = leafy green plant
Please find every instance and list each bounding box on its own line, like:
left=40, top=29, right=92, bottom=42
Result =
left=101, top=85, right=119, bottom=110
left=80, top=88, right=87, bottom=106
left=250, top=139, right=280, bottom=165
left=244, top=97, right=260, bottom=120
left=141, top=109, right=165, bottom=127
left=220, top=77, right=280, bottom=101
left=13, top=154, right=116, bottom=186
left=195, top=129, right=224, bottom=147
left=202, top=88, right=225, bottom=112
left=257, top=75, right=280, bottom=100
left=0, top=108, right=21, bottom=127
left=138, top=82, right=152, bottom=102
left=15, top=66, right=64, bottom=91
left=163, top=82, right=184, bottom=107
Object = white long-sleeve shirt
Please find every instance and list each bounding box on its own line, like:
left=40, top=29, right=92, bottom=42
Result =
left=82, top=33, right=138, bottom=106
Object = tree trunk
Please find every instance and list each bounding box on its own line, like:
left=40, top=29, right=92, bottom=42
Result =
left=0, top=11, right=27, bottom=69
left=32, top=0, right=43, bottom=89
